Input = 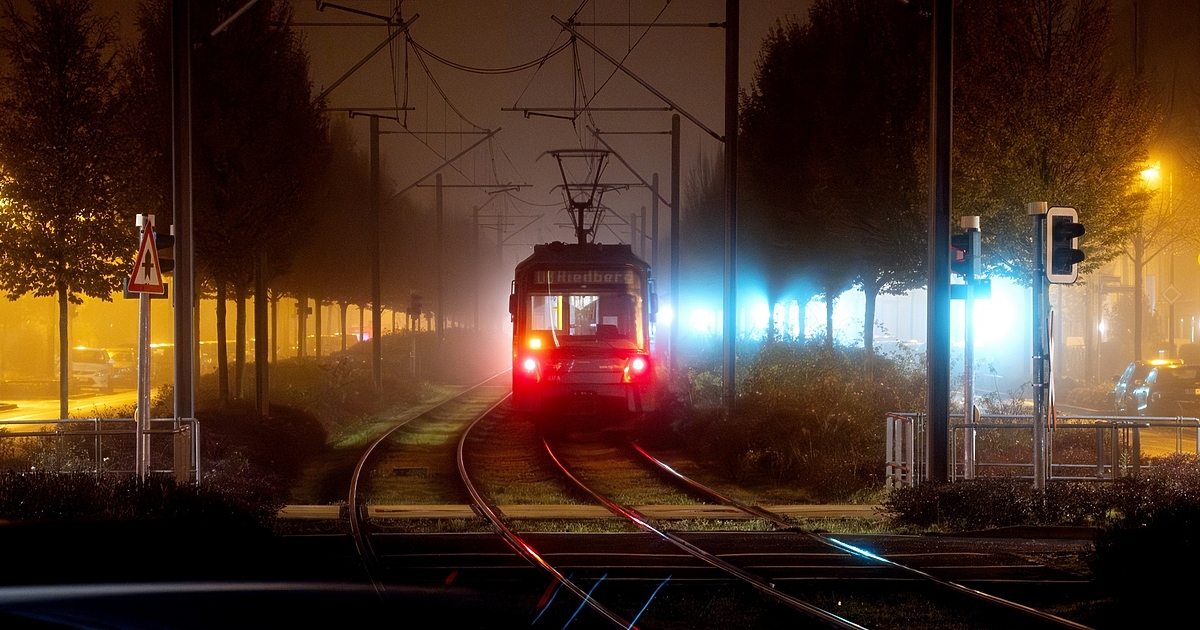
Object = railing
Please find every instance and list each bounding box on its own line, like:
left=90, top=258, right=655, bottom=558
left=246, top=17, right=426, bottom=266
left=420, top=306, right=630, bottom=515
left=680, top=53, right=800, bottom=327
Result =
left=885, top=412, right=1200, bottom=488
left=0, top=417, right=199, bottom=483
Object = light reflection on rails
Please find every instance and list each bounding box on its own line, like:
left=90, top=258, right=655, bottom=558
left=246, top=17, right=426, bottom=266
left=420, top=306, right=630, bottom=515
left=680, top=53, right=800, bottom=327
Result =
left=543, top=436, right=869, bottom=630
left=629, top=441, right=1095, bottom=630
left=455, top=394, right=637, bottom=629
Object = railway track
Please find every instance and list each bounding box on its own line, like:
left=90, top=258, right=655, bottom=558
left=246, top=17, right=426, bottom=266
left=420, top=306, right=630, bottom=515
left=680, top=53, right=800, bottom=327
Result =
left=324, top=389, right=1099, bottom=629
left=535, top=434, right=1096, bottom=630
left=344, top=370, right=511, bottom=593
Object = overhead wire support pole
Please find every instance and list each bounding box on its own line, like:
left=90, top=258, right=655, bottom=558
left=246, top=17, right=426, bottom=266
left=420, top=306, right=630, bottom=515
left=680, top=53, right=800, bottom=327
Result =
left=926, top=0, right=953, bottom=484
left=315, top=2, right=402, bottom=24
left=315, top=14, right=419, bottom=103
left=385, top=128, right=500, bottom=203
left=370, top=115, right=382, bottom=391
left=551, top=15, right=723, bottom=142
left=502, top=106, right=672, bottom=113
left=326, top=107, right=414, bottom=113
left=171, top=0, right=196, bottom=475
left=588, top=127, right=672, bottom=208
left=565, top=22, right=725, bottom=28
left=211, top=0, right=259, bottom=36
left=721, top=0, right=738, bottom=417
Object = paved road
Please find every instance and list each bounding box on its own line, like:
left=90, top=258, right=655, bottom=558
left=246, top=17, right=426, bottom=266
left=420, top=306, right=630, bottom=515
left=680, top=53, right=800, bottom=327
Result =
left=0, top=390, right=137, bottom=427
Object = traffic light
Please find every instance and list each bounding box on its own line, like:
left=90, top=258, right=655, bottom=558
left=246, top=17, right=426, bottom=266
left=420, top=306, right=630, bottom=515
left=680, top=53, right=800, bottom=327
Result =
left=154, top=229, right=174, bottom=274
left=1045, top=206, right=1085, bottom=284
left=950, top=227, right=980, bottom=280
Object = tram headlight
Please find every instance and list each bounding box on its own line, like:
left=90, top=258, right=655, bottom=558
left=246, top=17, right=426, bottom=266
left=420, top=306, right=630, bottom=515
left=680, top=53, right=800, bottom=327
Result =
left=623, top=354, right=651, bottom=383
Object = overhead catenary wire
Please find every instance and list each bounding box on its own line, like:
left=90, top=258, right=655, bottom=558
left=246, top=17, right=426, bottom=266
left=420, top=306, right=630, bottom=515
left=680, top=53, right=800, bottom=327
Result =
left=574, top=1, right=673, bottom=123
left=408, top=41, right=485, bottom=131
left=408, top=38, right=573, bottom=75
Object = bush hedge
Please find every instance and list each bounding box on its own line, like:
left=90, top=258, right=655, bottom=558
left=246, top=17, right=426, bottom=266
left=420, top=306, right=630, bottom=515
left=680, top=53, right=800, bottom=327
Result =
left=673, top=342, right=925, bottom=501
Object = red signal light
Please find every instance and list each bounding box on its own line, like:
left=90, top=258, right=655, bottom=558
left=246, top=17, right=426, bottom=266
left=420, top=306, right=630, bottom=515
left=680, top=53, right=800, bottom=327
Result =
left=623, top=355, right=650, bottom=383
left=520, top=357, right=541, bottom=382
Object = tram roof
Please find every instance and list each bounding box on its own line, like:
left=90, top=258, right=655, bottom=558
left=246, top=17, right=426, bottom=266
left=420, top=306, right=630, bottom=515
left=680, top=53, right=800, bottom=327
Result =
left=515, top=242, right=650, bottom=275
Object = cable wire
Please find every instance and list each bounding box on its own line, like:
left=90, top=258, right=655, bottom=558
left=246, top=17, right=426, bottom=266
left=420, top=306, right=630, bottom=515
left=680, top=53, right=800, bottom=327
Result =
left=408, top=37, right=573, bottom=75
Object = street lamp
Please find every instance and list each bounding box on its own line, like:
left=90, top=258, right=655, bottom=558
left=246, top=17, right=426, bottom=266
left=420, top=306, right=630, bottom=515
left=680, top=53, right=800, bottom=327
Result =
left=1141, top=162, right=1161, bottom=189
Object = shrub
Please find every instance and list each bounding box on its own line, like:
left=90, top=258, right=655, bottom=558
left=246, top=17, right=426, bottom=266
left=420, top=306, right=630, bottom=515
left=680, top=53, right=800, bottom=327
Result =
left=676, top=342, right=925, bottom=501
left=0, top=470, right=279, bottom=526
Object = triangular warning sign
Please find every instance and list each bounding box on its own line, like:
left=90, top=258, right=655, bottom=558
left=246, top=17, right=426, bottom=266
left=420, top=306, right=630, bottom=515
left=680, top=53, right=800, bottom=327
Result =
left=128, top=224, right=165, bottom=294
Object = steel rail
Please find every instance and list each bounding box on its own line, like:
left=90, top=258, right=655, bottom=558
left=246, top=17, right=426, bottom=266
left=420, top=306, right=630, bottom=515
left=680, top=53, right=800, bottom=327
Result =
left=630, top=441, right=1096, bottom=630
left=346, top=369, right=510, bottom=598
left=456, top=401, right=635, bottom=629
left=543, top=437, right=868, bottom=630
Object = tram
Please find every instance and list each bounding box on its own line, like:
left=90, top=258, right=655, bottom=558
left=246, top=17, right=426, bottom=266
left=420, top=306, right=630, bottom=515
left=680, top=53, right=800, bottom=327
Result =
left=509, top=241, right=657, bottom=430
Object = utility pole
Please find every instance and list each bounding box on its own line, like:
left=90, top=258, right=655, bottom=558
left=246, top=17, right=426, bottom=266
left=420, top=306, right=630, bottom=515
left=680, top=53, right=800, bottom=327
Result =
left=1029, top=202, right=1049, bottom=489
left=369, top=114, right=382, bottom=391
left=437, top=173, right=444, bottom=343
left=926, top=0, right=953, bottom=485
left=671, top=114, right=680, bottom=379
left=171, top=0, right=196, bottom=462
left=721, top=0, right=739, bottom=417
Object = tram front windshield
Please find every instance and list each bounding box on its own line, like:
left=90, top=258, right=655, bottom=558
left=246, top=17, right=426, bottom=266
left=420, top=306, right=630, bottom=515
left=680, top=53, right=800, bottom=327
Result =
left=527, top=290, right=644, bottom=348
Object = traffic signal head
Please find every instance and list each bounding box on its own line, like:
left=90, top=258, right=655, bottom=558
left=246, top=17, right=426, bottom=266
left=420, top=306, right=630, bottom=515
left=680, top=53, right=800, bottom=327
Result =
left=1045, top=206, right=1085, bottom=284
left=154, top=230, right=174, bottom=274
left=950, top=229, right=980, bottom=280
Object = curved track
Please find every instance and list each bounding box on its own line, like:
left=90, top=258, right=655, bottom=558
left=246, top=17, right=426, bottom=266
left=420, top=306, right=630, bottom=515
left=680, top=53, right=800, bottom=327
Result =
left=345, top=370, right=510, bottom=597
left=543, top=435, right=868, bottom=629
left=627, top=440, right=1094, bottom=630
left=456, top=399, right=636, bottom=629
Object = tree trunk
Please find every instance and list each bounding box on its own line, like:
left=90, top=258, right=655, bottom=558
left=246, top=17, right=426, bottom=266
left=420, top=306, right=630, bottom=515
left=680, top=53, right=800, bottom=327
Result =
left=765, top=290, right=777, bottom=343
left=58, top=285, right=69, bottom=419
left=1133, top=237, right=1145, bottom=361
left=255, top=252, right=270, bottom=419
left=862, top=277, right=880, bottom=357
left=797, top=295, right=807, bottom=342
left=297, top=293, right=307, bottom=358
left=340, top=301, right=348, bottom=352
left=271, top=295, right=279, bottom=364
left=235, top=284, right=246, bottom=400
left=314, top=298, right=323, bottom=358
left=216, top=282, right=229, bottom=404
left=824, top=290, right=835, bottom=350
left=359, top=304, right=365, bottom=340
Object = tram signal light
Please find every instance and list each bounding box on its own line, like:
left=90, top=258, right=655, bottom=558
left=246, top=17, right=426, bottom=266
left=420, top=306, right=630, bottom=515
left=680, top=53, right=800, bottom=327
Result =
left=1046, top=206, right=1085, bottom=284
left=950, top=228, right=980, bottom=280
left=154, top=230, right=174, bottom=274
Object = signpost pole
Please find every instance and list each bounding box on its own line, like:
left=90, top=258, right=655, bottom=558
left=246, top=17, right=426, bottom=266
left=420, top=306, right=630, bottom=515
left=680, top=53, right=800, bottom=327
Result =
left=133, top=215, right=155, bottom=479
left=1029, top=202, right=1049, bottom=489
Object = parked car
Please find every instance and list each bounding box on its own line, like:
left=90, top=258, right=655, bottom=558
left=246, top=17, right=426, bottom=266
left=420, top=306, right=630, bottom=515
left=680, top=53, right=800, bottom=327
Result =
left=1110, top=359, right=1185, bottom=414
left=1111, top=360, right=1169, bottom=414
left=69, top=347, right=114, bottom=394
left=108, top=348, right=137, bottom=387
left=1129, top=363, right=1200, bottom=418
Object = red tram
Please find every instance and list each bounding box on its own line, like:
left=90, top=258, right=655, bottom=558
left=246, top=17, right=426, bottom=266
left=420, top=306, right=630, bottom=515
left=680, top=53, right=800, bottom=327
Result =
left=509, top=241, right=657, bottom=430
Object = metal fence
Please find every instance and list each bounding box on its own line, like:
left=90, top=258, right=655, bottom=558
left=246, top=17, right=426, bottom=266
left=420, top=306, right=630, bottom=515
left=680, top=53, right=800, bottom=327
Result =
left=0, top=417, right=199, bottom=482
left=885, top=411, right=1200, bottom=488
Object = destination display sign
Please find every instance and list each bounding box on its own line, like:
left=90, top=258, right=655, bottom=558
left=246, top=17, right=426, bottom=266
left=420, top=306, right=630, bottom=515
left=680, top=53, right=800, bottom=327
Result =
left=533, top=269, right=636, bottom=285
